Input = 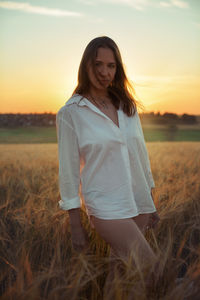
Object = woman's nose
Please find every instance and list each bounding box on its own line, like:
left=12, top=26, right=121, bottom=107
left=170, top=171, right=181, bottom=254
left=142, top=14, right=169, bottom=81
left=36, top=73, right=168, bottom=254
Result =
left=99, top=66, right=108, bottom=76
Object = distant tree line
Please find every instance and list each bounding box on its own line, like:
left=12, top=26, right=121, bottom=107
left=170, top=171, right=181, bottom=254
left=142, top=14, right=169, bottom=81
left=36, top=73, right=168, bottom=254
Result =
left=140, top=112, right=197, bottom=125
left=0, top=112, right=198, bottom=127
left=0, top=113, right=56, bottom=127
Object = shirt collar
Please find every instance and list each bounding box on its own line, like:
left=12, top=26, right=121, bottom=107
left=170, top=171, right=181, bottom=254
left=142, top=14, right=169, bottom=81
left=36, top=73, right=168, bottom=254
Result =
left=65, top=94, right=87, bottom=107
left=65, top=93, right=122, bottom=110
left=65, top=93, right=123, bottom=130
left=65, top=94, right=109, bottom=118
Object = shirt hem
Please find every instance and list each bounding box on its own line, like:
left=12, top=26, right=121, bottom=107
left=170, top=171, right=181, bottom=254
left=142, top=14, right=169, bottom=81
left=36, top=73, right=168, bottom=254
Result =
left=89, top=209, right=157, bottom=220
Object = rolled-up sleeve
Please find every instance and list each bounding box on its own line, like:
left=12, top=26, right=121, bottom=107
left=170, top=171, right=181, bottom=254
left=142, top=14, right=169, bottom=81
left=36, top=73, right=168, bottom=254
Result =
left=56, top=108, right=81, bottom=210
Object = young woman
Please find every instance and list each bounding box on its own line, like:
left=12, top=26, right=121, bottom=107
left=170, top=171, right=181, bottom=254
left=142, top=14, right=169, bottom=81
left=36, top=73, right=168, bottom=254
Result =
left=56, top=36, right=160, bottom=266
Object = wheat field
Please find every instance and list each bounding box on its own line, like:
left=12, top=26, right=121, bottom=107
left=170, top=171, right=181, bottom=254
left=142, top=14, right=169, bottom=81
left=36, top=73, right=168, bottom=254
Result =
left=0, top=142, right=200, bottom=300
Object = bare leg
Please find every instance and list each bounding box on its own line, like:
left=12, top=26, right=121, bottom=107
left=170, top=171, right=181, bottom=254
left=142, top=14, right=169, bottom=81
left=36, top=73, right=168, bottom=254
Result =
left=91, top=214, right=157, bottom=296
left=91, top=215, right=156, bottom=264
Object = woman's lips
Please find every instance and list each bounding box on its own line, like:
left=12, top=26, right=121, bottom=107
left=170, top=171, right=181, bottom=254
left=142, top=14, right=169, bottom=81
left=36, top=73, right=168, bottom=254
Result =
left=99, top=80, right=110, bottom=84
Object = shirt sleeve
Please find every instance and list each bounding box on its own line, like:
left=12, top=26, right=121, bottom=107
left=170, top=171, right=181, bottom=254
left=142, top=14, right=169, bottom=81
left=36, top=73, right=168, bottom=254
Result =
left=56, top=107, right=81, bottom=210
left=136, top=110, right=155, bottom=189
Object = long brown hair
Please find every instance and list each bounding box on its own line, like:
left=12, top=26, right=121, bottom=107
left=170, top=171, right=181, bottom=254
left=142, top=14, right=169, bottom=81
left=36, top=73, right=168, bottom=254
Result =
left=73, top=36, right=140, bottom=116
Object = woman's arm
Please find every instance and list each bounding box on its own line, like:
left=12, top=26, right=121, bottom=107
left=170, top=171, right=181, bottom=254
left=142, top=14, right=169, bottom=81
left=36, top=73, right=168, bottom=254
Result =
left=56, top=108, right=88, bottom=252
left=56, top=109, right=81, bottom=210
left=68, top=208, right=89, bottom=252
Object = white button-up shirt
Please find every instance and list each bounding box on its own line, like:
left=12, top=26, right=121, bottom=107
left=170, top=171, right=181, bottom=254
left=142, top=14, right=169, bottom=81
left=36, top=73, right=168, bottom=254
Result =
left=56, top=94, right=156, bottom=219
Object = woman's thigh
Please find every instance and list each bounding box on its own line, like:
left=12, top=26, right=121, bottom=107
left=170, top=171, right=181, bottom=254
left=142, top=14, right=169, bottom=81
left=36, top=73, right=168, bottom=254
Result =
left=91, top=215, right=156, bottom=263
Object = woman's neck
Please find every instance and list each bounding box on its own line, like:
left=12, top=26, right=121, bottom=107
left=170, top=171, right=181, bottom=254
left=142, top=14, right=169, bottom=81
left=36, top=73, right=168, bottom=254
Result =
left=88, top=87, right=109, bottom=99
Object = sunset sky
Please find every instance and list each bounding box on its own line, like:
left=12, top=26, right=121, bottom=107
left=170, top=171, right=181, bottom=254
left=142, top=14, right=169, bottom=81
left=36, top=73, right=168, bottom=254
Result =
left=1, top=0, right=200, bottom=114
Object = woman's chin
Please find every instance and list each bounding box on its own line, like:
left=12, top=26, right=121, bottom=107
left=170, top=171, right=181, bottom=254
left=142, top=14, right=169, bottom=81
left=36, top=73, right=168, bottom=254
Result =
left=93, top=85, right=108, bottom=91
left=99, top=82, right=111, bottom=89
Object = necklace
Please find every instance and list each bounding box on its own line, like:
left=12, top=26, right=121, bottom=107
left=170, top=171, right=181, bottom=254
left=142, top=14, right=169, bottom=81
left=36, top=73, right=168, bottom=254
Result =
left=89, top=95, right=110, bottom=110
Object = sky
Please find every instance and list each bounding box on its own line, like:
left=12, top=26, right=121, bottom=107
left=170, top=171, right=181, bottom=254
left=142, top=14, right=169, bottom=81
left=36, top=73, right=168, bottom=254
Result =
left=0, top=0, right=200, bottom=115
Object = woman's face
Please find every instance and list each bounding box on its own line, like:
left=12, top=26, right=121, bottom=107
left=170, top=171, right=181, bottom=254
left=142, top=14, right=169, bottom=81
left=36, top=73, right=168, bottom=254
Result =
left=87, top=47, right=117, bottom=91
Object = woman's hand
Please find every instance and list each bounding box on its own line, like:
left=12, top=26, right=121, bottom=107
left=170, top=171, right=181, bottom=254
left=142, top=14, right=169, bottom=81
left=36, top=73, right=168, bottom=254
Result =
left=146, top=188, right=160, bottom=229
left=147, top=211, right=160, bottom=229
left=68, top=208, right=89, bottom=253
left=70, top=225, right=89, bottom=253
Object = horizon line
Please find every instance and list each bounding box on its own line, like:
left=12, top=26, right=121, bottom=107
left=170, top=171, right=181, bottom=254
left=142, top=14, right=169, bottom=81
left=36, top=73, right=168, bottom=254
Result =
left=0, top=111, right=199, bottom=116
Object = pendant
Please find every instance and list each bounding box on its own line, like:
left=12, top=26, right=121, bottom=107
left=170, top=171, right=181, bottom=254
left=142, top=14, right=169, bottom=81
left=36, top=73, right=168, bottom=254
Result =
left=90, top=96, right=109, bottom=110
left=100, top=101, right=109, bottom=109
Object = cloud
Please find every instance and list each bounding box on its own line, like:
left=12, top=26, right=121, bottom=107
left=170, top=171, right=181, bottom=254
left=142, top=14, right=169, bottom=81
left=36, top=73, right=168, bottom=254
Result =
left=134, top=75, right=174, bottom=88
left=159, top=1, right=171, bottom=7
left=104, top=0, right=150, bottom=10
left=170, top=0, right=189, bottom=8
left=78, top=0, right=152, bottom=10
left=193, top=22, right=200, bottom=29
left=78, top=0, right=95, bottom=5
left=0, top=1, right=83, bottom=17
left=160, top=0, right=189, bottom=9
left=134, top=75, right=200, bottom=89
left=79, top=0, right=189, bottom=10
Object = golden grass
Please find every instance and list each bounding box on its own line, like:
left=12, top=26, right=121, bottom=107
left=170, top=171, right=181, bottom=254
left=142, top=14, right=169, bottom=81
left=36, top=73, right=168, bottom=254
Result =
left=0, top=142, right=200, bottom=300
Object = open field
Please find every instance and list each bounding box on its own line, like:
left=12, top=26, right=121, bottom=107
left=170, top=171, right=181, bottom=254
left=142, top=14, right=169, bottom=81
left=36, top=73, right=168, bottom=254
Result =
left=0, top=143, right=200, bottom=299
left=0, top=124, right=200, bottom=143
left=0, top=127, right=56, bottom=144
